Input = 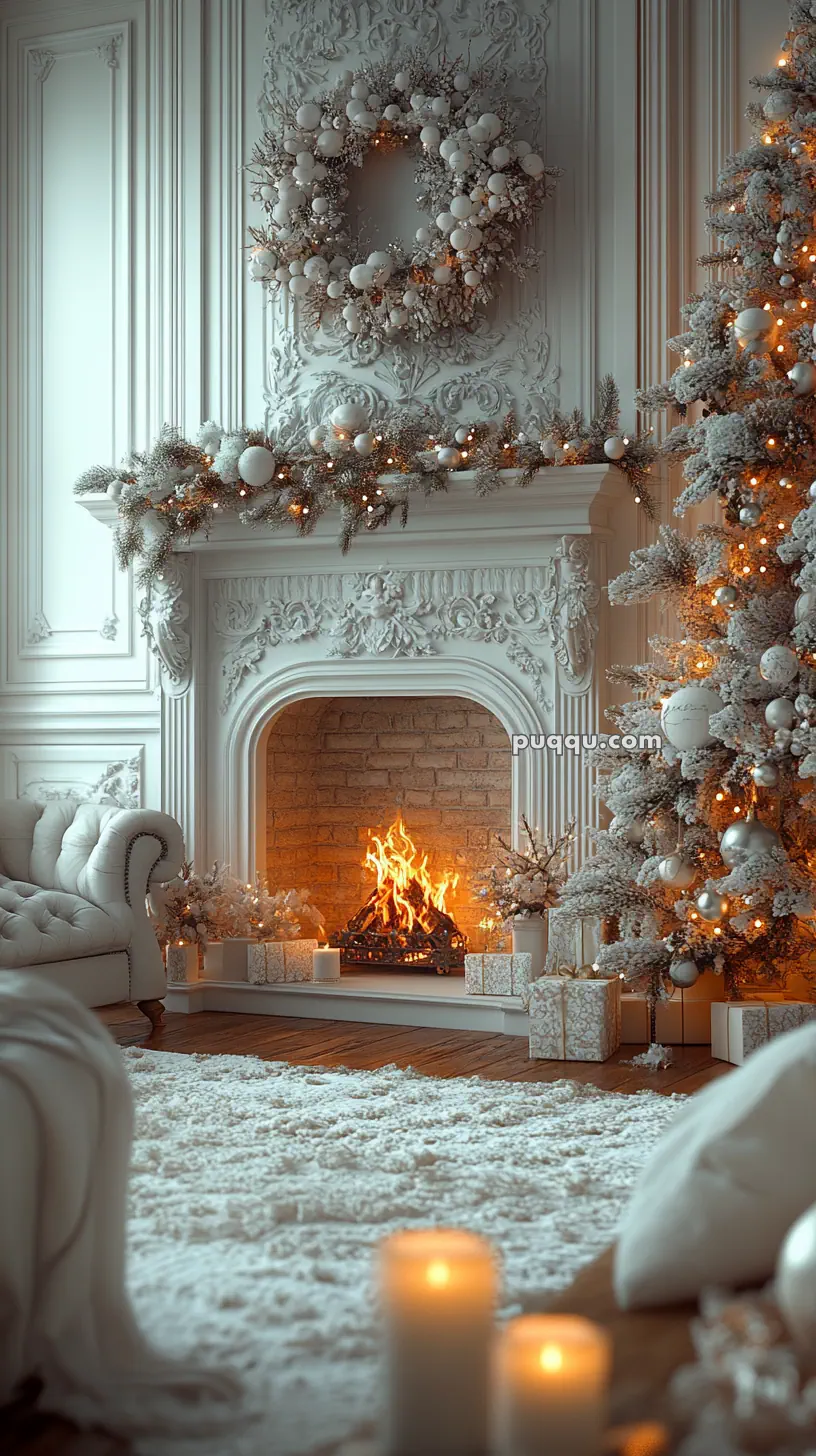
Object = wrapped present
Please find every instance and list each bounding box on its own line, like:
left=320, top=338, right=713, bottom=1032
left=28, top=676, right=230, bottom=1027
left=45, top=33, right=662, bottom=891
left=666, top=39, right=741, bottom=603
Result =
left=248, top=939, right=318, bottom=984
left=529, top=976, right=621, bottom=1062
left=166, top=943, right=199, bottom=984
left=711, top=999, right=816, bottom=1065
left=464, top=952, right=532, bottom=996
left=621, top=991, right=718, bottom=1045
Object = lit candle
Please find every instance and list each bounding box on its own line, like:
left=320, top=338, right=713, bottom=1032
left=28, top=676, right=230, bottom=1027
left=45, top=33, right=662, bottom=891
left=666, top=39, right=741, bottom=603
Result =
left=494, top=1315, right=611, bottom=1456
left=379, top=1228, right=497, bottom=1456
left=312, top=946, right=341, bottom=981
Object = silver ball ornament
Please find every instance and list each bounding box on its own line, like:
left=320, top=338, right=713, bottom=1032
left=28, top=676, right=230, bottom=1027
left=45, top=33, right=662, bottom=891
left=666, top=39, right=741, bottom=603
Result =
left=765, top=698, right=796, bottom=730
left=788, top=361, right=816, bottom=396
left=714, top=584, right=738, bottom=607
left=809, top=480, right=816, bottom=502
left=623, top=819, right=647, bottom=845
left=719, top=820, right=753, bottom=867
left=669, top=958, right=700, bottom=989
left=751, top=762, right=780, bottom=788
left=739, top=502, right=762, bottom=526
left=696, top=888, right=728, bottom=922
left=657, top=854, right=697, bottom=889
left=603, top=436, right=626, bottom=461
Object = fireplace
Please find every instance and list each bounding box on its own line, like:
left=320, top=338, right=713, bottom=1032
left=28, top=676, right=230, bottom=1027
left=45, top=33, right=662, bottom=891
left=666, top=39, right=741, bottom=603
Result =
left=265, top=694, right=511, bottom=958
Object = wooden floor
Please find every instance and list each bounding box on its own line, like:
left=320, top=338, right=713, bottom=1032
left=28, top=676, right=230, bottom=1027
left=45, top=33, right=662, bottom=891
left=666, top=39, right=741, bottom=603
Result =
left=107, top=1005, right=732, bottom=1096
left=4, top=1009, right=729, bottom=1453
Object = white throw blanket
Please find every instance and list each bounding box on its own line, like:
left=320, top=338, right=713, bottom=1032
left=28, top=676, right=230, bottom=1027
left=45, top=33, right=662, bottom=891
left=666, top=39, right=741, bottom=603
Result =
left=0, top=972, right=242, bottom=1437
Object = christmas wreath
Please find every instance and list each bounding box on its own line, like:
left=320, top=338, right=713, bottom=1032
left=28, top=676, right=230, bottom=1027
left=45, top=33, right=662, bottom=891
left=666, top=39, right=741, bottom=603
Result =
left=248, top=55, right=557, bottom=344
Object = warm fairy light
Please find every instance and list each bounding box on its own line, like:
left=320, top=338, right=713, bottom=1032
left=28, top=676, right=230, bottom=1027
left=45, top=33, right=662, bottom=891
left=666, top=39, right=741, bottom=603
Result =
left=754, top=918, right=764, bottom=928
left=764, top=302, right=772, bottom=311
left=690, top=912, right=698, bottom=920
left=738, top=543, right=746, bottom=551
left=503, top=442, right=512, bottom=450
left=461, top=450, right=469, bottom=458
left=278, top=471, right=285, bottom=479
left=361, top=494, right=368, bottom=501
left=777, top=318, right=784, bottom=326
left=734, top=805, right=742, bottom=815
left=327, top=461, right=334, bottom=469
left=696, top=659, right=705, bottom=669
left=714, top=927, right=722, bottom=936
left=213, top=502, right=219, bottom=509
left=760, top=565, right=767, bottom=573
left=803, top=300, right=810, bottom=307
left=729, top=204, right=736, bottom=212
left=623, top=437, right=630, bottom=445
left=711, top=596, right=718, bottom=606
left=387, top=456, right=394, bottom=464
left=376, top=488, right=383, bottom=495
left=375, top=434, right=383, bottom=441
left=716, top=792, right=725, bottom=802
left=239, top=488, right=246, bottom=496
left=750, top=476, right=758, bottom=485
left=778, top=521, right=786, bottom=530
left=778, top=56, right=788, bottom=66
left=743, top=566, right=751, bottom=574
left=634, top=495, right=641, bottom=503
left=764, top=134, right=773, bottom=144
left=767, top=437, right=776, bottom=447
left=367, top=504, right=374, bottom=512
left=760, top=535, right=768, bottom=543
left=777, top=344, right=785, bottom=352
left=303, top=506, right=309, bottom=515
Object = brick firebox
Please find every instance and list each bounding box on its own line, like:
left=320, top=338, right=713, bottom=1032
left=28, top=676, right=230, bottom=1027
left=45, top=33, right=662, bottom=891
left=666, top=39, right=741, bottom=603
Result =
left=266, top=695, right=512, bottom=951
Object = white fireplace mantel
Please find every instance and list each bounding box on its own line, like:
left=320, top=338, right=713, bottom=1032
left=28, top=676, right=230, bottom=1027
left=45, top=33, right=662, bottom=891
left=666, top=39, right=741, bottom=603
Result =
left=80, top=465, right=628, bottom=881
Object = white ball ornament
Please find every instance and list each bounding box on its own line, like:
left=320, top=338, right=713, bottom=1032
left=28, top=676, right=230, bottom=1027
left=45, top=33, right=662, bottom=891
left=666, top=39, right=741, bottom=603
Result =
left=353, top=111, right=377, bottom=131
left=288, top=259, right=304, bottom=276
left=285, top=187, right=305, bottom=211
left=410, top=93, right=427, bottom=113
left=311, top=196, right=329, bottom=215
left=345, top=315, right=362, bottom=334
left=366, top=94, right=382, bottom=111
left=488, top=194, right=504, bottom=212
left=415, top=227, right=431, bottom=245
left=431, top=96, right=450, bottom=117
left=383, top=104, right=402, bottom=122
left=449, top=149, right=472, bottom=173
left=436, top=446, right=462, bottom=468
left=657, top=855, right=697, bottom=890
left=759, top=645, right=799, bottom=685
left=403, top=289, right=419, bottom=308
left=466, top=226, right=483, bottom=248
left=289, top=274, right=311, bottom=296
left=271, top=201, right=290, bottom=226
left=316, top=129, right=343, bottom=157
left=780, top=273, right=796, bottom=288
left=520, top=152, right=545, bottom=177
left=346, top=98, right=366, bottom=120
left=436, top=211, right=455, bottom=233
left=734, top=307, right=774, bottom=343
left=450, top=195, right=473, bottom=220
left=464, top=270, right=480, bottom=286
left=367, top=250, right=392, bottom=280
left=308, top=425, right=327, bottom=449
left=350, top=80, right=368, bottom=100
left=439, top=137, right=457, bottom=161
left=669, top=958, right=700, bottom=989
left=274, top=264, right=290, bottom=283
left=765, top=698, right=796, bottom=730
left=513, top=140, right=531, bottom=156
left=303, top=256, right=328, bottom=280
left=353, top=432, right=375, bottom=456
left=238, top=445, right=276, bottom=487
left=490, top=146, right=512, bottom=168
left=788, top=361, right=816, bottom=395
left=420, top=125, right=441, bottom=149
left=449, top=227, right=472, bottom=251
left=478, top=112, right=502, bottom=141
left=764, top=90, right=795, bottom=120
left=291, top=164, right=312, bottom=184
left=623, top=820, right=647, bottom=845
left=660, top=684, right=723, bottom=750
left=795, top=591, right=816, bottom=623
left=433, top=265, right=452, bottom=285
left=394, top=71, right=410, bottom=92
left=488, top=172, right=508, bottom=194
left=326, top=279, right=345, bottom=299
left=776, top=1202, right=816, bottom=1358
left=106, top=479, right=125, bottom=502
left=714, top=584, right=738, bottom=607
left=467, top=123, right=490, bottom=144
left=331, top=402, right=368, bottom=433
left=453, top=72, right=471, bottom=91
left=603, top=436, right=626, bottom=461
left=349, top=263, right=374, bottom=290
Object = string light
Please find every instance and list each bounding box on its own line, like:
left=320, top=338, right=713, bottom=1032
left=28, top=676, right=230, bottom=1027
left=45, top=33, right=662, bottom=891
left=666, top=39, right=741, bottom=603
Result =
left=777, top=344, right=784, bottom=352
left=738, top=543, right=746, bottom=551
left=733, top=805, right=742, bottom=815
left=754, top=918, right=763, bottom=929
left=767, top=437, right=776, bottom=447
left=764, top=133, right=773, bottom=144
left=777, top=521, right=786, bottom=530
left=690, top=912, right=699, bottom=920
left=760, top=565, right=767, bottom=573
left=713, top=927, right=722, bottom=936
left=716, top=792, right=725, bottom=802
left=750, top=476, right=758, bottom=485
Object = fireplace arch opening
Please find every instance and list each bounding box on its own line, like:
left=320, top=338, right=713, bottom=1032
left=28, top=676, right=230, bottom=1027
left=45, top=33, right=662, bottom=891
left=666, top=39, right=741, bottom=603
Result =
left=265, top=694, right=512, bottom=968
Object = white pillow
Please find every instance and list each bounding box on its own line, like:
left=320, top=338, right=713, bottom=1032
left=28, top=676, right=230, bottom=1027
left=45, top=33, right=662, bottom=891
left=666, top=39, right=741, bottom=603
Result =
left=615, top=1022, right=816, bottom=1309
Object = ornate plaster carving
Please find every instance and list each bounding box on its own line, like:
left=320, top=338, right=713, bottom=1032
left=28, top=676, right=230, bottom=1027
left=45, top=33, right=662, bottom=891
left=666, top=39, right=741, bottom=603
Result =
left=29, top=49, right=56, bottom=83
left=99, top=614, right=119, bottom=641
left=549, top=536, right=600, bottom=687
left=26, top=611, right=53, bottom=645
left=211, top=566, right=566, bottom=714
left=21, top=755, right=141, bottom=810
left=138, top=555, right=192, bottom=693
left=95, top=34, right=123, bottom=69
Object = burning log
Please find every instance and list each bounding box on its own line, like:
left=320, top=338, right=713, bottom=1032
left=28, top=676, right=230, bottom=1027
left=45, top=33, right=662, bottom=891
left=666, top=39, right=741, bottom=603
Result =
left=331, top=816, right=467, bottom=975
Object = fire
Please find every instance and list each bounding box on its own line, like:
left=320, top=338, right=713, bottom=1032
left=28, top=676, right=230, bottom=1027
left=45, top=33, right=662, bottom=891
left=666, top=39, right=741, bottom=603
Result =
left=365, top=815, right=459, bottom=933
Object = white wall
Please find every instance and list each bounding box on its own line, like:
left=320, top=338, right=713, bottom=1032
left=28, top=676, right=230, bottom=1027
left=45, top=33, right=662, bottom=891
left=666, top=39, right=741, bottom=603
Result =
left=0, top=0, right=789, bottom=820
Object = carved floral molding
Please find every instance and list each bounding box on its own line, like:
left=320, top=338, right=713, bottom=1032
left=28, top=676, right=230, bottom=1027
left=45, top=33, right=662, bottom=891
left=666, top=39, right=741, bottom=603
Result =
left=207, top=541, right=599, bottom=714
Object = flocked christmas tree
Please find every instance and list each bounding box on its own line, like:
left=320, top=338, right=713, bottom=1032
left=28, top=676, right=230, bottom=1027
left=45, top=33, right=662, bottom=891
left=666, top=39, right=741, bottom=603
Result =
left=557, top=0, right=816, bottom=1039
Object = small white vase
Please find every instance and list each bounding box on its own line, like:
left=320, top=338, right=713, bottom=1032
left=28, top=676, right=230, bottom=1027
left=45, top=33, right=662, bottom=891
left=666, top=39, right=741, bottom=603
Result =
left=511, top=914, right=549, bottom=978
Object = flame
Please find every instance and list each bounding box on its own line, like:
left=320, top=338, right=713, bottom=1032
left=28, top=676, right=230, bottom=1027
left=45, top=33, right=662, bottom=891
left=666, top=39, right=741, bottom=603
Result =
left=364, top=816, right=458, bottom=933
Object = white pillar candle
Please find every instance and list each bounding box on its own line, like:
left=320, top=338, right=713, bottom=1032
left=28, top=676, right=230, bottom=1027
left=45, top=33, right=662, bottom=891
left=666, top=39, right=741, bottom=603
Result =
left=494, top=1315, right=611, bottom=1456
left=313, top=946, right=341, bottom=981
left=379, top=1228, right=497, bottom=1456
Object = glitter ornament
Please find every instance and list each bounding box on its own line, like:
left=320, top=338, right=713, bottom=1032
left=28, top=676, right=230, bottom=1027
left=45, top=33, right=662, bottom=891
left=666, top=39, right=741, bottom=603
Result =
left=669, top=958, right=700, bottom=988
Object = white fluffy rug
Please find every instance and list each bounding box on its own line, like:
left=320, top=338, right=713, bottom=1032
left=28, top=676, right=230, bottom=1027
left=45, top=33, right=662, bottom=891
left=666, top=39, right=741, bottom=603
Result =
left=124, top=1048, right=682, bottom=1456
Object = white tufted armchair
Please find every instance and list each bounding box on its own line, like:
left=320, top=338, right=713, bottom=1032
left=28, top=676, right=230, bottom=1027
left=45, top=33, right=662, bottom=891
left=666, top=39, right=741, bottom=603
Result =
left=0, top=800, right=184, bottom=1024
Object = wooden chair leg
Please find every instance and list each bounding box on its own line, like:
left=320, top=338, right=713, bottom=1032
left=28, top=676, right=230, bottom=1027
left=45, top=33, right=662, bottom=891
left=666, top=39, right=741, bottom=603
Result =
left=136, top=998, right=165, bottom=1029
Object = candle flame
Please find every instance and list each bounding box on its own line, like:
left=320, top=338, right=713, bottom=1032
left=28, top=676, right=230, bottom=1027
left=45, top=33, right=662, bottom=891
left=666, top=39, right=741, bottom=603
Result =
left=426, top=1259, right=451, bottom=1289
left=539, top=1343, right=563, bottom=1373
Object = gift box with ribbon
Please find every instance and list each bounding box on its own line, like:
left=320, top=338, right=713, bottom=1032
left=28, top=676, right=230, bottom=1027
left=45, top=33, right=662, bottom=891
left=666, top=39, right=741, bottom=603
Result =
left=528, top=975, right=621, bottom=1062
left=711, top=999, right=816, bottom=1065
left=246, top=939, right=318, bottom=985
left=165, top=943, right=199, bottom=984
left=464, top=952, right=532, bottom=996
